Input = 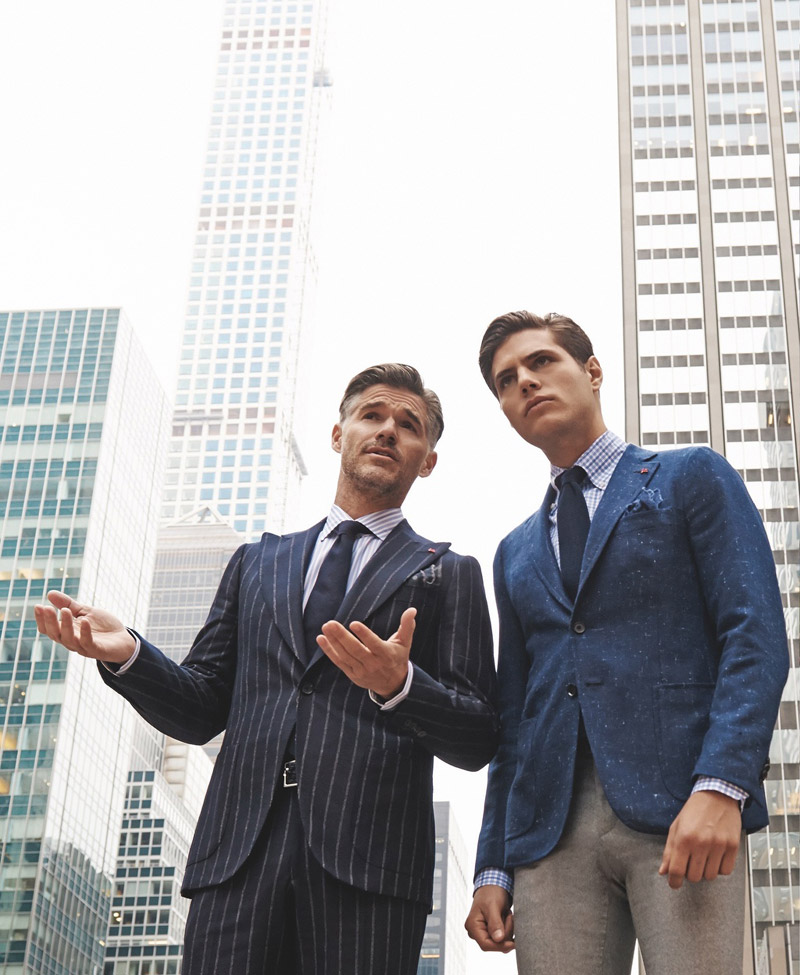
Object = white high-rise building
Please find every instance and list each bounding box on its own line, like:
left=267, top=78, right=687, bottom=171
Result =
left=616, top=0, right=798, bottom=969
left=162, top=0, right=332, bottom=540
left=0, top=308, right=170, bottom=975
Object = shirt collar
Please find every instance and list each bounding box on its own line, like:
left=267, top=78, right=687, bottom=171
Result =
left=322, top=504, right=404, bottom=541
left=550, top=430, right=628, bottom=492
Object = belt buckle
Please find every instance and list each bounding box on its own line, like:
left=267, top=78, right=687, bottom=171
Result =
left=282, top=759, right=298, bottom=788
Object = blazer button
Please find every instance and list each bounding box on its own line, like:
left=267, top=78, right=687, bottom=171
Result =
left=300, top=680, right=315, bottom=695
left=566, top=684, right=578, bottom=698
left=572, top=622, right=586, bottom=634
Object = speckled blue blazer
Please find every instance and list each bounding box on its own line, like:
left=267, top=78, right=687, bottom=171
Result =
left=476, top=444, right=789, bottom=874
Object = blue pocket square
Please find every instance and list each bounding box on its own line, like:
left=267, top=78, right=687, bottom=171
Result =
left=626, top=488, right=665, bottom=512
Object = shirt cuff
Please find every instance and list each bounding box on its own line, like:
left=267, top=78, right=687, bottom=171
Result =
left=692, top=776, right=748, bottom=810
left=101, top=629, right=140, bottom=675
left=474, top=868, right=514, bottom=896
left=368, top=661, right=414, bottom=711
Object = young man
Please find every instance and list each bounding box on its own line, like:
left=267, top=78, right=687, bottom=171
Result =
left=465, top=312, right=788, bottom=975
left=35, top=363, right=498, bottom=975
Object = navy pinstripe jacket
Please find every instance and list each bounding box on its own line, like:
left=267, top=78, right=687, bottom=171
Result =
left=100, top=519, right=498, bottom=908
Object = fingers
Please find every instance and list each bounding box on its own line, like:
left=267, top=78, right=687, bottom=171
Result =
left=394, top=607, right=417, bottom=648
left=660, top=792, right=741, bottom=890
left=464, top=888, right=515, bottom=954
left=47, top=589, right=81, bottom=612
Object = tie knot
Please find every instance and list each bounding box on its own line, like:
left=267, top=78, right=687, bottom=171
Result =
left=556, top=466, right=587, bottom=490
left=333, top=520, right=373, bottom=540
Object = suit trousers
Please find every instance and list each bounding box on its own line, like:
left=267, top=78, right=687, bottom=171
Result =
left=513, top=739, right=746, bottom=975
left=181, top=781, right=429, bottom=975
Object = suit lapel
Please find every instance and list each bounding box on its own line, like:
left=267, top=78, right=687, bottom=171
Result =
left=579, top=445, right=660, bottom=593
left=523, top=486, right=572, bottom=612
left=261, top=520, right=323, bottom=658
left=306, top=520, right=451, bottom=668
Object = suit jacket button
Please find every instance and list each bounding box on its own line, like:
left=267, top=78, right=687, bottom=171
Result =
left=566, top=684, right=578, bottom=698
left=573, top=622, right=586, bottom=634
left=300, top=681, right=315, bottom=695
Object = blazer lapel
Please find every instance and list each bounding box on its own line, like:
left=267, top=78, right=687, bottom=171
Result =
left=261, top=520, right=323, bottom=658
left=579, top=445, right=660, bottom=592
left=521, top=486, right=572, bottom=611
left=305, top=521, right=451, bottom=669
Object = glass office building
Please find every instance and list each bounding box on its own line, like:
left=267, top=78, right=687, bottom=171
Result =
left=417, top=803, right=469, bottom=975
left=103, top=725, right=212, bottom=975
left=162, top=0, right=331, bottom=540
left=616, top=0, right=799, bottom=969
left=0, top=309, right=170, bottom=974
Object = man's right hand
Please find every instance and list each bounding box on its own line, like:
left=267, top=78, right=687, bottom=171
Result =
left=34, top=590, right=136, bottom=665
left=464, top=884, right=515, bottom=953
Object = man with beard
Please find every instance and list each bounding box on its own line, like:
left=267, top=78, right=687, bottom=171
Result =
left=36, top=362, right=498, bottom=975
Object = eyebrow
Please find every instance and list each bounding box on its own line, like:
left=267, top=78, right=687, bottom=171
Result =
left=494, top=347, right=560, bottom=386
left=359, top=399, right=424, bottom=431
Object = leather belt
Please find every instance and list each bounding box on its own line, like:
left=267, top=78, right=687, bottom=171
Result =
left=282, top=759, right=298, bottom=788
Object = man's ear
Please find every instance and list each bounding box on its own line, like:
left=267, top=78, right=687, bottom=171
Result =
left=586, top=356, right=603, bottom=392
left=417, top=451, right=438, bottom=479
left=331, top=423, right=343, bottom=453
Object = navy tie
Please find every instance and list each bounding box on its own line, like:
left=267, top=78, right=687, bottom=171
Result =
left=303, top=521, right=373, bottom=661
left=556, top=466, right=590, bottom=602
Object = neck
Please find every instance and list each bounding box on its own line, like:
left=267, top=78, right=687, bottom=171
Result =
left=542, top=421, right=607, bottom=469
left=333, top=484, right=403, bottom=520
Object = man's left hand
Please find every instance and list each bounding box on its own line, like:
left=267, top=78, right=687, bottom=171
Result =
left=659, top=790, right=741, bottom=889
left=317, top=607, right=415, bottom=699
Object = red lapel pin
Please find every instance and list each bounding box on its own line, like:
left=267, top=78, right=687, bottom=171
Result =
left=639, top=468, right=649, bottom=474
left=427, top=548, right=436, bottom=553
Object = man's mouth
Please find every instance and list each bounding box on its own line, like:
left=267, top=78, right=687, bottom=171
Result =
left=365, top=445, right=399, bottom=461
left=525, top=396, right=553, bottom=416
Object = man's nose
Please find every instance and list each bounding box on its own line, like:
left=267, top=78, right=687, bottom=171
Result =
left=520, top=369, right=540, bottom=392
left=375, top=420, right=397, bottom=442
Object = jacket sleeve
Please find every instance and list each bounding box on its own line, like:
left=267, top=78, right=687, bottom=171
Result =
left=382, top=552, right=499, bottom=771
left=680, top=448, right=789, bottom=795
left=474, top=540, right=530, bottom=873
left=97, top=544, right=246, bottom=744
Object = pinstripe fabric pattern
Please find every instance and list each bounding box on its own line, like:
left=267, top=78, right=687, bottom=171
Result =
left=99, top=517, right=497, bottom=911
left=182, top=787, right=428, bottom=975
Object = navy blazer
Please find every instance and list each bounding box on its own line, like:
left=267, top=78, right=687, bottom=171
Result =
left=101, top=519, right=497, bottom=908
left=476, top=445, right=788, bottom=874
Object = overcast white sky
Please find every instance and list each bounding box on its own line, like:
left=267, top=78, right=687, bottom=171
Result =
left=0, top=2, right=627, bottom=969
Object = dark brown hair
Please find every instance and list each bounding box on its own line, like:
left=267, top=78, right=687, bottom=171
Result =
left=478, top=311, right=595, bottom=397
left=339, top=363, right=444, bottom=447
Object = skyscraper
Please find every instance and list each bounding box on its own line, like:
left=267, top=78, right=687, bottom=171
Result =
left=162, top=0, right=331, bottom=540
left=616, top=0, right=799, bottom=969
left=146, top=507, right=242, bottom=762
left=0, top=308, right=170, bottom=974
left=418, top=802, right=469, bottom=975
left=103, top=725, right=212, bottom=975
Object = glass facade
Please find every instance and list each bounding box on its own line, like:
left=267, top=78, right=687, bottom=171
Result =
left=417, top=803, right=469, bottom=975
left=163, top=0, right=332, bottom=540
left=0, top=309, right=170, bottom=974
left=103, top=726, right=212, bottom=975
left=616, top=0, right=799, bottom=969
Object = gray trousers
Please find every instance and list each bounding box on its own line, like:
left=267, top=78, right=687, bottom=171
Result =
left=514, top=743, right=746, bottom=975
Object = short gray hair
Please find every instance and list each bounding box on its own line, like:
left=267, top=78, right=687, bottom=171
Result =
left=338, top=363, right=444, bottom=447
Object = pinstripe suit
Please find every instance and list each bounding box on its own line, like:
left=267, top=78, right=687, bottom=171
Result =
left=99, top=517, right=497, bottom=972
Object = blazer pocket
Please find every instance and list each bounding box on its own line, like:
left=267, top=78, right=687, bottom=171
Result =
left=653, top=682, right=714, bottom=800
left=615, top=508, right=677, bottom=534
left=404, top=562, right=442, bottom=588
